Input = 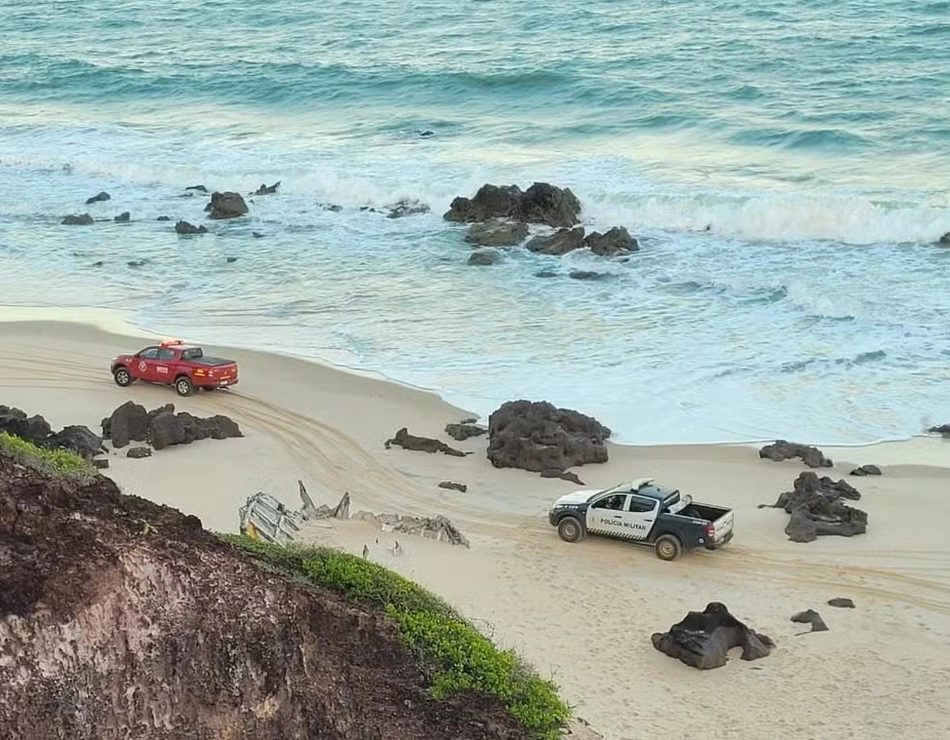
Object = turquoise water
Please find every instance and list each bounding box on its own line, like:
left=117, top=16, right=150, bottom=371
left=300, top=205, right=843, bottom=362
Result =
left=1, top=0, right=949, bottom=444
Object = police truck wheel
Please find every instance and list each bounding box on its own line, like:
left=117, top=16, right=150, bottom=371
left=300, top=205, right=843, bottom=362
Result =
left=654, top=534, right=683, bottom=561
left=175, top=376, right=194, bottom=397
left=113, top=367, right=133, bottom=387
left=557, top=517, right=584, bottom=543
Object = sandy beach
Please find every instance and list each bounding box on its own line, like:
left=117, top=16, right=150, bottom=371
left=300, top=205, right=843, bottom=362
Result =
left=2, top=312, right=949, bottom=740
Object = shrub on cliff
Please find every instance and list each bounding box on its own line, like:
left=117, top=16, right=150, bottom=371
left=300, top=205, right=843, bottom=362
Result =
left=223, top=536, right=571, bottom=740
left=0, top=432, right=96, bottom=479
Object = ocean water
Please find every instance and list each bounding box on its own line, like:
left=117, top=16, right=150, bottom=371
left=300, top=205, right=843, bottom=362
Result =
left=1, top=0, right=949, bottom=445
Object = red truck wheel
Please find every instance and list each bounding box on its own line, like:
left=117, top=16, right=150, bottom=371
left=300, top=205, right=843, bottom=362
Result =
left=113, top=367, right=133, bottom=387
left=175, top=376, right=194, bottom=397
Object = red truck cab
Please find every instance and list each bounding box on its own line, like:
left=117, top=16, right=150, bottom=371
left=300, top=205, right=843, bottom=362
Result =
left=110, top=339, right=239, bottom=396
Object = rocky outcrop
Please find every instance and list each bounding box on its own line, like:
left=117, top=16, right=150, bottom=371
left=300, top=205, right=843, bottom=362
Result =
left=764, top=471, right=867, bottom=543
left=584, top=226, right=638, bottom=256
left=101, top=402, right=242, bottom=451
left=487, top=400, right=610, bottom=475
left=444, top=422, right=488, bottom=441
left=850, top=464, right=881, bottom=476
left=385, top=427, right=469, bottom=457
left=759, top=440, right=832, bottom=468
left=928, top=423, right=950, bottom=436
left=791, top=609, right=828, bottom=633
left=175, top=219, right=208, bottom=234
left=526, top=227, right=586, bottom=255
left=468, top=249, right=503, bottom=266
left=466, top=219, right=528, bottom=246
left=0, top=453, right=526, bottom=739
left=386, top=198, right=430, bottom=219
left=252, top=181, right=280, bottom=195
left=0, top=405, right=103, bottom=461
left=938, top=232, right=950, bottom=245
left=444, top=182, right=581, bottom=228
left=85, top=191, right=111, bottom=204
left=61, top=213, right=93, bottom=225
left=206, top=191, right=248, bottom=219
left=827, top=597, right=856, bottom=608
left=114, top=211, right=130, bottom=223
left=651, top=602, right=775, bottom=670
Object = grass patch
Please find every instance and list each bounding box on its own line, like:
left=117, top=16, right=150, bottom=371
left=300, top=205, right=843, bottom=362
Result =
left=0, top=432, right=96, bottom=479
left=222, top=535, right=570, bottom=739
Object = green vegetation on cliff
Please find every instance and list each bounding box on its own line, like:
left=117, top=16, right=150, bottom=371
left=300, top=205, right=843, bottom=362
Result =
left=0, top=433, right=95, bottom=479
left=223, top=535, right=571, bottom=740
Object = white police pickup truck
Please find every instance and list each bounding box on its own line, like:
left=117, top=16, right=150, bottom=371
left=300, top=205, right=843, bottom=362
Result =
left=547, top=478, right=734, bottom=561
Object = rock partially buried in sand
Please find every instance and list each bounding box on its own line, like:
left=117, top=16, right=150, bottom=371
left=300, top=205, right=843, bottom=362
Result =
left=175, top=220, right=208, bottom=235
left=437, top=481, right=467, bottom=493
left=827, top=597, right=856, bottom=608
left=759, top=439, right=832, bottom=468
left=850, top=464, right=882, bottom=476
left=61, top=213, right=94, bottom=225
left=444, top=182, right=582, bottom=228
left=206, top=191, right=249, bottom=219
left=127, top=446, right=152, bottom=459
left=85, top=191, right=111, bottom=204
left=384, top=427, right=470, bottom=457
left=0, top=405, right=102, bottom=460
left=540, top=468, right=585, bottom=485
left=102, top=402, right=242, bottom=451
left=487, top=400, right=610, bottom=475
left=44, top=425, right=105, bottom=460
left=444, top=422, right=488, bottom=441
left=765, top=471, right=867, bottom=543
left=651, top=602, right=775, bottom=670
left=791, top=609, right=828, bottom=633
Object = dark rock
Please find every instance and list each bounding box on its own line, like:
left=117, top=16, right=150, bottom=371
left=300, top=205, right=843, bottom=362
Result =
left=938, top=232, right=950, bottom=245
left=419, top=129, right=435, bottom=138
left=185, top=184, right=208, bottom=193
left=534, top=269, right=558, bottom=278
left=103, top=400, right=149, bottom=448
left=437, top=481, right=467, bottom=493
left=444, top=182, right=581, bottom=228
left=127, top=260, right=148, bottom=268
left=91, top=261, right=104, bottom=267
left=322, top=203, right=344, bottom=212
left=465, top=219, right=528, bottom=247
left=175, top=220, right=208, bottom=235
left=827, top=597, right=856, bottom=608
left=584, top=226, right=639, bottom=256
left=45, top=426, right=104, bottom=460
left=651, top=602, right=775, bottom=670
left=526, top=227, right=586, bottom=256
left=487, top=400, right=610, bottom=474
left=226, top=256, right=238, bottom=263
left=850, top=464, right=882, bottom=476
left=791, top=609, right=828, bottom=632
left=540, top=468, right=584, bottom=485
left=114, top=211, right=130, bottom=223
left=252, top=231, right=265, bottom=238
left=176, top=412, right=243, bottom=443
left=149, top=410, right=186, bottom=451
left=386, top=199, right=430, bottom=219
left=444, top=423, right=488, bottom=441
left=156, top=215, right=171, bottom=221
left=85, top=191, right=111, bottom=205
left=766, top=471, right=867, bottom=543
left=207, top=191, right=249, bottom=220
left=93, top=458, right=109, bottom=469
left=568, top=270, right=612, bottom=281
left=759, top=440, right=832, bottom=468
left=459, top=417, right=478, bottom=425
left=61, top=213, right=93, bottom=225
left=468, top=249, right=503, bottom=266
left=384, top=428, right=470, bottom=457
left=0, top=406, right=51, bottom=444
left=127, top=446, right=153, bottom=459
left=252, top=181, right=280, bottom=196
left=927, top=424, right=950, bottom=437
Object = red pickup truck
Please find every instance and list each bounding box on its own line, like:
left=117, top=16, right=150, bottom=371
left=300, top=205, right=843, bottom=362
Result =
left=110, top=340, right=239, bottom=396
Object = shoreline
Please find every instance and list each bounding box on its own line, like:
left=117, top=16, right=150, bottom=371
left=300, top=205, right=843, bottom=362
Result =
left=2, top=312, right=949, bottom=740
left=2, top=305, right=946, bottom=460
